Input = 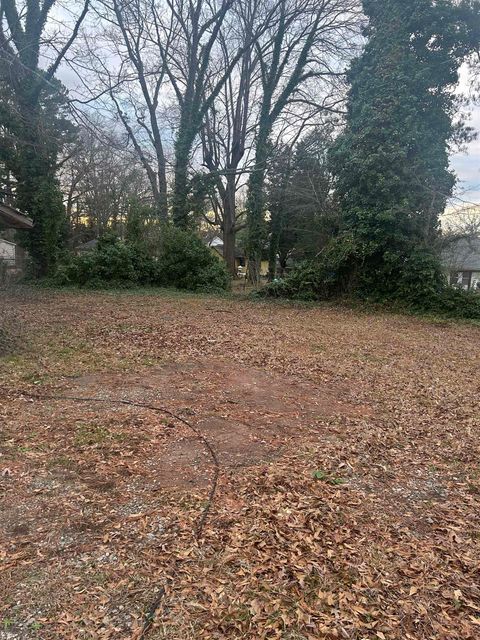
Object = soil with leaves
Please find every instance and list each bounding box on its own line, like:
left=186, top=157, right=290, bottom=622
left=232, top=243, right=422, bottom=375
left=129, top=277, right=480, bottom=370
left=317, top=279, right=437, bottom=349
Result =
left=1, top=288, right=479, bottom=640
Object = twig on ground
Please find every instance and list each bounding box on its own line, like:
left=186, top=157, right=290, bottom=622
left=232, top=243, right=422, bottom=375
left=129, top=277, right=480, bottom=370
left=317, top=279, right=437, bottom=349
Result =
left=19, top=390, right=220, bottom=639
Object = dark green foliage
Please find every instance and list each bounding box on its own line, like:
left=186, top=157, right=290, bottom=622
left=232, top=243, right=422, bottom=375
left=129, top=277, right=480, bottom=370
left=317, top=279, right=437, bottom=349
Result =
left=155, top=227, right=230, bottom=292
left=262, top=248, right=480, bottom=319
left=18, top=174, right=67, bottom=277
left=125, top=198, right=151, bottom=246
left=54, top=237, right=140, bottom=289
left=0, top=0, right=86, bottom=277
left=267, top=143, right=294, bottom=279
left=287, top=128, right=339, bottom=259
left=246, top=128, right=270, bottom=282
left=53, top=229, right=230, bottom=293
left=262, top=234, right=360, bottom=301
left=266, top=127, right=340, bottom=279
left=327, top=0, right=480, bottom=300
left=394, top=248, right=480, bottom=318
left=0, top=73, right=75, bottom=276
left=265, top=0, right=480, bottom=318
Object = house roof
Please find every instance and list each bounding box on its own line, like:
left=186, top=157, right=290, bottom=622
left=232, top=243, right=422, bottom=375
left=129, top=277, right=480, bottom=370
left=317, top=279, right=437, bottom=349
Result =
left=0, top=202, right=34, bottom=229
left=441, top=236, right=480, bottom=271
left=208, top=236, right=223, bottom=248
left=211, top=244, right=245, bottom=259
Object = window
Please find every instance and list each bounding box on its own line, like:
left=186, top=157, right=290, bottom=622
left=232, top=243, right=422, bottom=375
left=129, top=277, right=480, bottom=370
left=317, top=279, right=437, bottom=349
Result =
left=451, top=271, right=472, bottom=290
left=462, top=272, right=472, bottom=290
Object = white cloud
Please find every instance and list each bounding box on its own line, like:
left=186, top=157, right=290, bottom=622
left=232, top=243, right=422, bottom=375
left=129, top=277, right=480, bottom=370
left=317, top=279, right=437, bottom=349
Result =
left=450, top=64, right=480, bottom=205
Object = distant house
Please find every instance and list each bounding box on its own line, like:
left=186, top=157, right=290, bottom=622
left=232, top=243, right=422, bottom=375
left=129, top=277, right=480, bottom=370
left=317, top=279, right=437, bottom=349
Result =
left=442, top=236, right=480, bottom=292
left=0, top=239, right=16, bottom=265
left=0, top=202, right=34, bottom=231
left=207, top=236, right=246, bottom=272
left=0, top=203, right=33, bottom=281
left=207, top=236, right=269, bottom=277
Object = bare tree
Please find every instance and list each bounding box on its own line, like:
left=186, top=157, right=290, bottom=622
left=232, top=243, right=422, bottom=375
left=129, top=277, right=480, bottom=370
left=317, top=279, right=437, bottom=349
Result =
left=84, top=0, right=277, bottom=230
left=108, top=0, right=171, bottom=221
left=150, top=0, right=280, bottom=227
left=72, top=0, right=172, bottom=221
left=60, top=125, right=152, bottom=241
left=200, top=1, right=260, bottom=274
left=244, top=0, right=359, bottom=282
left=79, top=0, right=262, bottom=227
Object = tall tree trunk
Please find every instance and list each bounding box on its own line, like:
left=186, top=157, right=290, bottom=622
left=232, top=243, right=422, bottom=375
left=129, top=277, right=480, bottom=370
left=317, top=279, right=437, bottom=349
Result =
left=279, top=252, right=288, bottom=277
left=223, top=222, right=236, bottom=276
left=246, top=126, right=269, bottom=284
left=222, top=174, right=237, bottom=276
left=172, top=146, right=189, bottom=228
left=172, top=119, right=195, bottom=228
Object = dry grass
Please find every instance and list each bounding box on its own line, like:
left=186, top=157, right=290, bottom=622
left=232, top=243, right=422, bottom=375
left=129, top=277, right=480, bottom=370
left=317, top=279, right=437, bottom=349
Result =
left=0, top=287, right=479, bottom=639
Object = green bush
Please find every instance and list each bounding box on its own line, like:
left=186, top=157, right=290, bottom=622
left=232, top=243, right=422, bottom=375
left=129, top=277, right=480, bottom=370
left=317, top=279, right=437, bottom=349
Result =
left=154, top=227, right=230, bottom=292
left=394, top=248, right=446, bottom=306
left=54, top=240, right=140, bottom=288
left=53, top=228, right=230, bottom=293
left=261, top=234, right=358, bottom=301
left=262, top=242, right=480, bottom=320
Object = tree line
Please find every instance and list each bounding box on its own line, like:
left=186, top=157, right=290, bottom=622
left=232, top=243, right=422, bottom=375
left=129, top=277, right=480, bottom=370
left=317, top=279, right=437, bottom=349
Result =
left=1, top=0, right=479, bottom=313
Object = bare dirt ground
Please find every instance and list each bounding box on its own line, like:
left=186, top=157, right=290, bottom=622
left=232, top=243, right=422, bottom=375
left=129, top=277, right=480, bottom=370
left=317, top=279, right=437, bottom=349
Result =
left=0, top=288, right=479, bottom=639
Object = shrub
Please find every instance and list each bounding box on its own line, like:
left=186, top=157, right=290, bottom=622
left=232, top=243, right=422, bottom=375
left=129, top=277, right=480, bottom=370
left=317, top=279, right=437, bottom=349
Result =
left=261, top=234, right=358, bottom=301
left=53, top=228, right=230, bottom=293
left=54, top=240, right=141, bottom=288
left=262, top=242, right=480, bottom=320
left=154, top=227, right=230, bottom=292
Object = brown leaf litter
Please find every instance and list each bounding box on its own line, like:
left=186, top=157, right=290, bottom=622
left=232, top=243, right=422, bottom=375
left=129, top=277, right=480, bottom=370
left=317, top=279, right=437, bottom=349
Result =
left=0, top=288, right=479, bottom=639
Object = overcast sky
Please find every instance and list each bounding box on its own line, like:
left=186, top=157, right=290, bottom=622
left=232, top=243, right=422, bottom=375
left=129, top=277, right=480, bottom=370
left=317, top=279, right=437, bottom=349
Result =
left=447, top=65, right=480, bottom=209
left=450, top=106, right=480, bottom=208
left=56, top=12, right=480, bottom=209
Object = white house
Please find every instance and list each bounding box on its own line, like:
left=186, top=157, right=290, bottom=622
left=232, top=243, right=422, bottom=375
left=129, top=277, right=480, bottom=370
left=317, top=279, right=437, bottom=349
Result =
left=442, top=237, right=480, bottom=292
left=0, top=203, right=33, bottom=281
left=0, top=239, right=16, bottom=265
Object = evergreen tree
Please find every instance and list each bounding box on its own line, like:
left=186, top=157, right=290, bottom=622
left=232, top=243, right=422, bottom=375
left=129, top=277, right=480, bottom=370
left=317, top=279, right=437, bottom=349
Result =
left=267, top=128, right=340, bottom=279
left=14, top=81, right=75, bottom=275
left=125, top=197, right=150, bottom=246
left=289, top=128, right=339, bottom=259
left=329, top=0, right=480, bottom=298
left=267, top=144, right=294, bottom=280
left=0, top=71, right=75, bottom=274
left=0, top=0, right=88, bottom=276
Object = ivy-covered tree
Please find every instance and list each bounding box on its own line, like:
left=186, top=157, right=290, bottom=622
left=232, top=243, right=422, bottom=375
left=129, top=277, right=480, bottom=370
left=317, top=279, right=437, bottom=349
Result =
left=0, top=0, right=89, bottom=276
left=12, top=81, right=76, bottom=275
left=329, top=0, right=480, bottom=299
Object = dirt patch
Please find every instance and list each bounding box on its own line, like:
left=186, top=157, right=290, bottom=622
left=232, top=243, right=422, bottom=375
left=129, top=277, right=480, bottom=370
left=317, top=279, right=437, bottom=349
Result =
left=68, top=359, right=370, bottom=487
